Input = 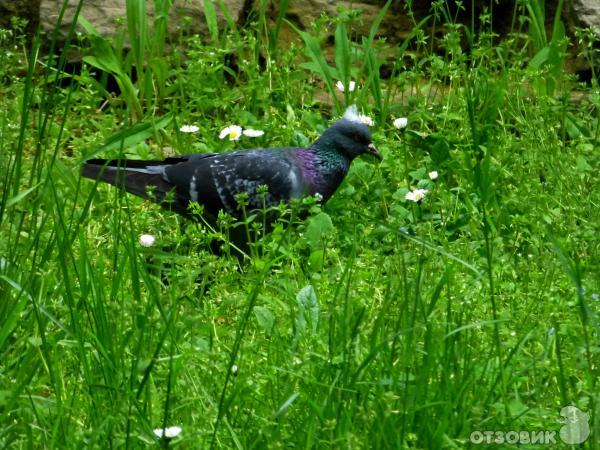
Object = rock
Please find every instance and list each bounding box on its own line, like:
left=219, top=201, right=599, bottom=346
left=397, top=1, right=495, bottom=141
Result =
left=564, top=0, right=600, bottom=79
left=1, top=0, right=598, bottom=79
left=566, top=0, right=600, bottom=32
left=37, top=0, right=245, bottom=44
left=0, top=0, right=40, bottom=36
left=279, top=0, right=414, bottom=43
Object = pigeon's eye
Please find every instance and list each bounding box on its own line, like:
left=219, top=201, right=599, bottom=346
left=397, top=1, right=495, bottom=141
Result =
left=352, top=132, right=368, bottom=144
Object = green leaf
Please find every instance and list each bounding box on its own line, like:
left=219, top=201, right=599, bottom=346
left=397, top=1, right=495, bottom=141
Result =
left=547, top=21, right=566, bottom=70
left=82, top=51, right=121, bottom=76
left=77, top=15, right=100, bottom=37
left=254, top=306, right=275, bottom=333
left=203, top=0, right=219, bottom=45
left=126, top=0, right=147, bottom=70
left=431, top=137, right=451, bottom=166
left=274, top=392, right=299, bottom=418
left=308, top=249, right=325, bottom=270
left=299, top=62, right=339, bottom=79
left=525, top=0, right=547, bottom=51
left=305, top=212, right=334, bottom=250
left=216, top=0, right=240, bottom=40
left=576, top=156, right=592, bottom=173
left=82, top=115, right=173, bottom=159
left=4, top=183, right=41, bottom=209
left=296, top=285, right=319, bottom=335
left=335, top=22, right=350, bottom=90
left=408, top=167, right=426, bottom=181
left=288, top=22, right=336, bottom=107
left=565, top=113, right=590, bottom=139
left=0, top=275, right=32, bottom=350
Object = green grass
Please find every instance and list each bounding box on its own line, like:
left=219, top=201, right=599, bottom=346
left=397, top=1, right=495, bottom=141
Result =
left=1, top=1, right=599, bottom=448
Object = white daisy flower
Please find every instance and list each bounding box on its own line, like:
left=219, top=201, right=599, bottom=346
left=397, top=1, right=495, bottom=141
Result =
left=336, top=80, right=356, bottom=92
left=242, top=129, right=264, bottom=137
left=180, top=125, right=199, bottom=133
left=358, top=115, right=374, bottom=126
left=405, top=188, right=428, bottom=202
left=428, top=170, right=438, bottom=180
left=139, top=234, right=156, bottom=247
left=393, top=117, right=408, bottom=129
left=153, top=426, right=182, bottom=439
left=219, top=125, right=243, bottom=141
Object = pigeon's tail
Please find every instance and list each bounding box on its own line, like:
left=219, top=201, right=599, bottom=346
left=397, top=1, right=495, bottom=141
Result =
left=82, top=159, right=182, bottom=209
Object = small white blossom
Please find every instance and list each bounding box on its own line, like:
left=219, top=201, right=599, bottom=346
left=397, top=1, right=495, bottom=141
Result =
left=153, top=426, right=182, bottom=439
left=336, top=80, right=356, bottom=92
left=393, top=117, right=408, bottom=129
left=179, top=124, right=199, bottom=133
left=428, top=170, right=438, bottom=180
left=358, top=115, right=374, bottom=126
left=242, top=129, right=264, bottom=137
left=219, top=125, right=243, bottom=141
left=314, top=193, right=323, bottom=202
left=231, top=364, right=238, bottom=375
left=405, top=188, right=428, bottom=203
left=139, top=234, right=156, bottom=247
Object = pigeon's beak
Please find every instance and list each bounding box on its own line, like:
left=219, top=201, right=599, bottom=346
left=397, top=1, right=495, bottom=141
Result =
left=365, top=143, right=382, bottom=161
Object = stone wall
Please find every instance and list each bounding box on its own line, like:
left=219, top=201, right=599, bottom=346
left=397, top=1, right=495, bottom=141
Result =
left=36, top=0, right=245, bottom=43
left=1, top=0, right=598, bottom=73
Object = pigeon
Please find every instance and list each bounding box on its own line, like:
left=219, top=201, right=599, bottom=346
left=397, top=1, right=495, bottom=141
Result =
left=82, top=106, right=381, bottom=244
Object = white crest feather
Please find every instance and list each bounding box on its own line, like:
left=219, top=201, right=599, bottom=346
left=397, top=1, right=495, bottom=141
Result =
left=342, top=105, right=361, bottom=124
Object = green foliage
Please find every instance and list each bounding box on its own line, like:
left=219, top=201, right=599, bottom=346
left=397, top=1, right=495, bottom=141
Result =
left=574, top=26, right=600, bottom=87
left=79, top=0, right=176, bottom=122
left=291, top=1, right=401, bottom=115
left=203, top=0, right=219, bottom=46
left=1, top=0, right=599, bottom=448
left=525, top=0, right=568, bottom=96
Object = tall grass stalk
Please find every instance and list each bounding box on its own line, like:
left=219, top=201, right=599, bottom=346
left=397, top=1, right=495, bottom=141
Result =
left=291, top=0, right=394, bottom=115
left=464, top=70, right=508, bottom=412
left=80, top=0, right=175, bottom=122
left=525, top=0, right=567, bottom=96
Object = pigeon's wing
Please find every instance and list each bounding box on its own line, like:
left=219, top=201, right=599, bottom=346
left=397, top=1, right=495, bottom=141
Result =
left=164, top=149, right=305, bottom=218
left=82, top=154, right=221, bottom=216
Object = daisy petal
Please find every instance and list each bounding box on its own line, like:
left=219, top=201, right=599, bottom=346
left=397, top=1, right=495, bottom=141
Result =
left=393, top=117, right=408, bottom=129
left=219, top=125, right=242, bottom=141
left=336, top=80, right=356, bottom=92
left=405, top=188, right=428, bottom=202
left=180, top=125, right=199, bottom=133
left=242, top=129, right=264, bottom=137
left=358, top=114, right=374, bottom=126
left=153, top=426, right=182, bottom=439
left=139, top=234, right=156, bottom=247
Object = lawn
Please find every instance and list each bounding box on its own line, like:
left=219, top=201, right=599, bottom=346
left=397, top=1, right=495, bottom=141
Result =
left=0, top=1, right=598, bottom=448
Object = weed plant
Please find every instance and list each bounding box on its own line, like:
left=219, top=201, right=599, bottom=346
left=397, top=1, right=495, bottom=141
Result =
left=0, top=0, right=598, bottom=448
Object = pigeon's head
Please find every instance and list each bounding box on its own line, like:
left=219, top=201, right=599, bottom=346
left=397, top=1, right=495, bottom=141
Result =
left=315, top=106, right=382, bottom=162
